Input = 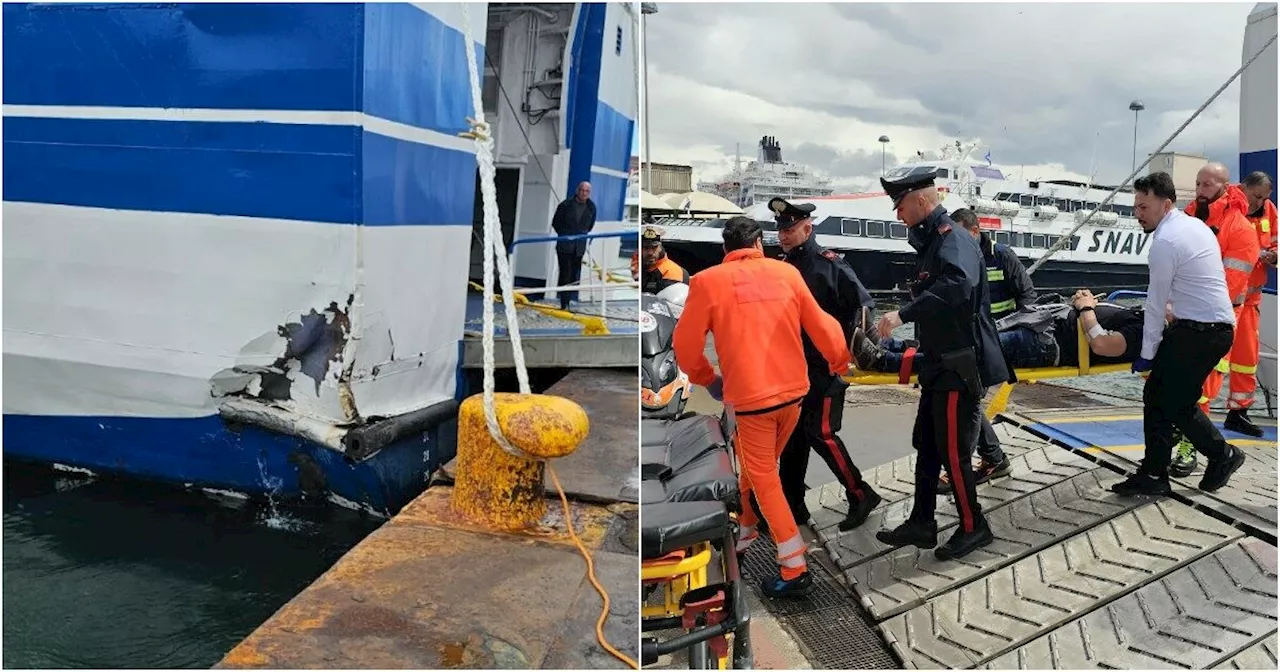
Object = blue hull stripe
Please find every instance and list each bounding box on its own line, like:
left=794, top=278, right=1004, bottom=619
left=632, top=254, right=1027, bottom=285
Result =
left=566, top=4, right=607, bottom=197
left=3, top=117, right=476, bottom=226
left=592, top=101, right=635, bottom=174
left=2, top=413, right=456, bottom=514
left=361, top=130, right=477, bottom=226
left=587, top=171, right=630, bottom=223
left=3, top=3, right=364, bottom=112
left=362, top=2, right=484, bottom=137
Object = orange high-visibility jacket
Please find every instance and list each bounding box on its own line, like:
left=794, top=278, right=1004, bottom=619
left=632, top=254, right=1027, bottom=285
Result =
left=673, top=248, right=851, bottom=413
left=1244, top=198, right=1277, bottom=306
left=1185, top=185, right=1261, bottom=307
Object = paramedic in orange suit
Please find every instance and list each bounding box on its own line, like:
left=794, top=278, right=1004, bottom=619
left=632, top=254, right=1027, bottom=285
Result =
left=1230, top=171, right=1277, bottom=432
left=672, top=215, right=852, bottom=600
left=1180, top=164, right=1263, bottom=477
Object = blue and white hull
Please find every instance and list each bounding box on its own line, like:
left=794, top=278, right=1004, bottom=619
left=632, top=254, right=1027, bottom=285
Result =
left=2, top=1, right=638, bottom=514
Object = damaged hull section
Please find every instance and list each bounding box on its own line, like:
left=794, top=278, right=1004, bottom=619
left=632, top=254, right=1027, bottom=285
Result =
left=2, top=413, right=455, bottom=515
left=2, top=2, right=485, bottom=513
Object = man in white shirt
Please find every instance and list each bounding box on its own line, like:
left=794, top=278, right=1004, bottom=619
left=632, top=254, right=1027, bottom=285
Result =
left=1113, top=172, right=1245, bottom=497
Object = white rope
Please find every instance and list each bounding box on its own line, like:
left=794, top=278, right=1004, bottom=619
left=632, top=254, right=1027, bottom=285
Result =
left=1027, top=33, right=1278, bottom=276
left=461, top=3, right=532, bottom=459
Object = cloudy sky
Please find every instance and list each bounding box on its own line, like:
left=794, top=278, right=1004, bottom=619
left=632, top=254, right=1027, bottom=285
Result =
left=640, top=1, right=1265, bottom=192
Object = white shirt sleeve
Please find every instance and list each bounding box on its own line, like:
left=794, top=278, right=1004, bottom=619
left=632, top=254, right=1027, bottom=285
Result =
left=1141, top=236, right=1176, bottom=360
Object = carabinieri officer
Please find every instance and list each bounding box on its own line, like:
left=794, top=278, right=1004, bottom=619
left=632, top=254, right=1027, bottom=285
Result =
left=770, top=197, right=883, bottom=532
left=872, top=170, right=1013, bottom=560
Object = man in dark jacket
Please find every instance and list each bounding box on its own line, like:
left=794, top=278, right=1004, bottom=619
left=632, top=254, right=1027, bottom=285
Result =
left=551, top=181, right=597, bottom=310
left=932, top=208, right=1037, bottom=489
left=768, top=197, right=882, bottom=532
left=872, top=170, right=1013, bottom=561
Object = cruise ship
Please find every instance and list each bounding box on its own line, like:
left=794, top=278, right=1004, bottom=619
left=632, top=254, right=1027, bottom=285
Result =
left=659, top=141, right=1154, bottom=293
left=696, top=135, right=835, bottom=208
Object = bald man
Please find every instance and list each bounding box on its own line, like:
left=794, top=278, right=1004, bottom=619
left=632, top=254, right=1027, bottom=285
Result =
left=551, top=181, right=597, bottom=310
left=1162, top=163, right=1263, bottom=477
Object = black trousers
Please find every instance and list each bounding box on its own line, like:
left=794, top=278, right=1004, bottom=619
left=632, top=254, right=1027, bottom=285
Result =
left=911, top=386, right=984, bottom=533
left=1141, top=321, right=1234, bottom=477
left=778, top=378, right=869, bottom=520
left=556, top=249, right=585, bottom=305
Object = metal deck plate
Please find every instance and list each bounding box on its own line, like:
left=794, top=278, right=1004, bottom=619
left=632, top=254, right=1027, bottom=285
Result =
left=851, top=468, right=1138, bottom=621
left=880, top=499, right=1244, bottom=669
left=1008, top=409, right=1279, bottom=537
left=804, top=424, right=1050, bottom=533
left=981, top=538, right=1278, bottom=670
left=816, top=447, right=1094, bottom=572
left=1215, top=636, right=1279, bottom=669
left=739, top=538, right=899, bottom=669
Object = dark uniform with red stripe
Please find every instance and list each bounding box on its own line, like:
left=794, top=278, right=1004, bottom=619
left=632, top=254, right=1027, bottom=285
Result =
left=777, top=235, right=880, bottom=526
left=878, top=172, right=1012, bottom=559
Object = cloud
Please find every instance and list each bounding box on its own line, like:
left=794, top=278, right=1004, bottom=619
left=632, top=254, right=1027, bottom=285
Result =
left=641, top=2, right=1262, bottom=190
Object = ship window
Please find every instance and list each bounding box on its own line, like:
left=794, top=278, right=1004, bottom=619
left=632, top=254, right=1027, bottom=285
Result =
left=1071, top=199, right=1083, bottom=212
left=890, top=224, right=908, bottom=239
left=866, top=220, right=886, bottom=238
left=1032, top=234, right=1046, bottom=248
left=1117, top=205, right=1133, bottom=218
left=1009, top=233, right=1025, bottom=247
left=936, top=168, right=950, bottom=179
left=814, top=217, right=842, bottom=236
left=996, top=192, right=1012, bottom=201
left=841, top=218, right=863, bottom=236
left=1019, top=194, right=1034, bottom=207
left=1055, top=199, right=1069, bottom=211
left=994, top=231, right=1011, bottom=246
left=1036, top=196, right=1055, bottom=207
left=1046, top=235, right=1061, bottom=249
left=1086, top=202, right=1099, bottom=211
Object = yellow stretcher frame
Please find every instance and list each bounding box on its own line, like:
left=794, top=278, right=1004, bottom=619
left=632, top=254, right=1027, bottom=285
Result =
left=845, top=320, right=1137, bottom=419
left=641, top=542, right=713, bottom=619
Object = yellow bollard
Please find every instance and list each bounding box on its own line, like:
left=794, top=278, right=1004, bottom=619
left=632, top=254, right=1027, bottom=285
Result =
left=451, top=392, right=589, bottom=530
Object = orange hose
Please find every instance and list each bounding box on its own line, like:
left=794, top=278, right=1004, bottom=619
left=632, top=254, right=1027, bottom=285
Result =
left=547, top=465, right=639, bottom=669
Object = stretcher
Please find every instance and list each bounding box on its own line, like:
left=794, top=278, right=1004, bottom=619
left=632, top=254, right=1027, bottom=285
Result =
left=640, top=413, right=752, bottom=669
left=845, top=310, right=1138, bottom=420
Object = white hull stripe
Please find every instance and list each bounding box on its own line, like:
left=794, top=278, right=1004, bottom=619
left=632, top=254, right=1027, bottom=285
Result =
left=1, top=105, right=477, bottom=155
left=591, top=165, right=631, bottom=180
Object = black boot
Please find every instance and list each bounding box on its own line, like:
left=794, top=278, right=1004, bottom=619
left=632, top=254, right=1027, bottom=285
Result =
left=839, top=487, right=882, bottom=531
left=1110, top=471, right=1172, bottom=497
left=761, top=572, right=814, bottom=599
left=935, top=518, right=994, bottom=561
left=1224, top=409, right=1264, bottom=437
left=875, top=518, right=937, bottom=549
left=1200, top=445, right=1245, bottom=492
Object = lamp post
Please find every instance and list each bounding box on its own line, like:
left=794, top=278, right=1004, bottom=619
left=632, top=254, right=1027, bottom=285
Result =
left=1128, top=100, right=1145, bottom=174
left=878, top=135, right=890, bottom=176
left=641, top=3, right=658, bottom=191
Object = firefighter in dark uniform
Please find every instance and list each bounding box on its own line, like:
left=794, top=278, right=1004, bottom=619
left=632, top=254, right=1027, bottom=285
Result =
left=632, top=225, right=689, bottom=294
left=767, top=197, right=883, bottom=532
left=873, top=171, right=1013, bottom=560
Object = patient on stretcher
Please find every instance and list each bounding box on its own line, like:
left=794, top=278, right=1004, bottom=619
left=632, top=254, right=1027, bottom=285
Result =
left=853, top=294, right=1145, bottom=373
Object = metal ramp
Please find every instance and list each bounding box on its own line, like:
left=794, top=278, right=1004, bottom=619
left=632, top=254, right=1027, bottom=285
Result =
left=461, top=292, right=638, bottom=369
left=805, top=421, right=1279, bottom=669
